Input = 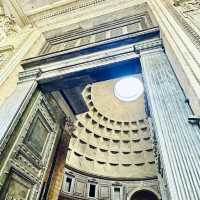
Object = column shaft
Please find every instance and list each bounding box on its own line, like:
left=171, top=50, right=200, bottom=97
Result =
left=141, top=48, right=200, bottom=200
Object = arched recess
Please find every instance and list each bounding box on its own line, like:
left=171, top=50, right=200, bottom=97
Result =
left=127, top=187, right=160, bottom=200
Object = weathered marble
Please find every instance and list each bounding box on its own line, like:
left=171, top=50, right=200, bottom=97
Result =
left=141, top=48, right=200, bottom=200
left=0, top=0, right=199, bottom=200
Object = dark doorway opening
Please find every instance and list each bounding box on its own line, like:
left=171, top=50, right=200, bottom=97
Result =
left=131, top=190, right=158, bottom=200
left=89, top=184, right=96, bottom=197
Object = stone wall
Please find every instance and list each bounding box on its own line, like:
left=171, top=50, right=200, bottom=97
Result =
left=59, top=168, right=160, bottom=200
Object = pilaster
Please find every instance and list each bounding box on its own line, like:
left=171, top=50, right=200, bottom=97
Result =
left=148, top=0, right=200, bottom=115
left=140, top=47, right=200, bottom=200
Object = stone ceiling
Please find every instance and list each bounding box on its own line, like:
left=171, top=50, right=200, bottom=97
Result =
left=66, top=77, right=156, bottom=179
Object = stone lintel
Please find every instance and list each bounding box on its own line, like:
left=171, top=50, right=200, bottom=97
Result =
left=134, top=38, right=163, bottom=54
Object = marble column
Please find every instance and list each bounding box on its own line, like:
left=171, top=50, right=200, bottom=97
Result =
left=140, top=47, right=200, bottom=200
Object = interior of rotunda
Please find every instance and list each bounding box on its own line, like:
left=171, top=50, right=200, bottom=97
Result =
left=0, top=1, right=200, bottom=200
left=60, top=76, right=159, bottom=199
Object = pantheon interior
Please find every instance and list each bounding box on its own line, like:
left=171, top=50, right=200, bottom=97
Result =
left=0, top=0, right=200, bottom=200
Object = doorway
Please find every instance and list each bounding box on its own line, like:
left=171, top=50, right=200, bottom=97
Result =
left=131, top=190, right=159, bottom=200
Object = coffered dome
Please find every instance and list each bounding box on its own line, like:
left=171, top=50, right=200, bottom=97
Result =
left=66, top=76, right=156, bottom=179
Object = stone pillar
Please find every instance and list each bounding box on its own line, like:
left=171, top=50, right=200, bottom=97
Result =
left=47, top=117, right=74, bottom=200
left=149, top=0, right=200, bottom=116
left=140, top=47, right=200, bottom=200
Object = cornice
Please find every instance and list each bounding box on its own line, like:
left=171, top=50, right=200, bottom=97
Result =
left=29, top=0, right=107, bottom=23
left=21, top=27, right=159, bottom=70
left=18, top=40, right=161, bottom=86
left=65, top=164, right=158, bottom=181
left=31, top=0, right=147, bottom=33
left=134, top=39, right=162, bottom=53
left=47, top=13, right=149, bottom=44
left=163, top=0, right=200, bottom=51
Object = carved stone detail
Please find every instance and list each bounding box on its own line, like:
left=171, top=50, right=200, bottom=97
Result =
left=174, top=0, right=200, bottom=9
left=0, top=45, right=14, bottom=71
left=31, top=0, right=106, bottom=22
left=166, top=0, right=200, bottom=51
left=0, top=90, right=64, bottom=199
left=134, top=39, right=162, bottom=53
left=0, top=5, right=17, bottom=42
left=18, top=69, right=42, bottom=82
left=16, top=144, right=44, bottom=169
left=65, top=116, right=76, bottom=134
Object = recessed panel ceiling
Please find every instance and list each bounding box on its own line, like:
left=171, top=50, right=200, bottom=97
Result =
left=66, top=77, right=156, bottom=179
left=92, top=75, right=146, bottom=122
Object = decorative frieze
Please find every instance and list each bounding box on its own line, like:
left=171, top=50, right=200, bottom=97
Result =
left=0, top=4, right=17, bottom=42
left=164, top=0, right=200, bottom=51
left=30, top=0, right=106, bottom=23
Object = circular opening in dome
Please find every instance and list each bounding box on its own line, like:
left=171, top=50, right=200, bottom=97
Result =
left=114, top=77, right=144, bottom=102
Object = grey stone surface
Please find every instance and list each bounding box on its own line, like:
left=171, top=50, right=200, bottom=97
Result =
left=0, top=80, right=37, bottom=153
left=141, top=48, right=200, bottom=200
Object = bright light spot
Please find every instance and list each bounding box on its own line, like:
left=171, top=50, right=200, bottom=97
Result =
left=114, top=77, right=144, bottom=102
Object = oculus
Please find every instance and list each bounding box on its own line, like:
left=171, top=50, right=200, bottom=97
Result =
left=114, top=77, right=144, bottom=101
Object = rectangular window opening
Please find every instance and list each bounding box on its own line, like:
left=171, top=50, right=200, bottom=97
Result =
left=66, top=177, right=72, bottom=192
left=114, top=187, right=121, bottom=200
left=89, top=184, right=96, bottom=197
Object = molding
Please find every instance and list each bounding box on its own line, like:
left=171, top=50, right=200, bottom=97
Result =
left=134, top=38, right=163, bottom=53
left=20, top=43, right=138, bottom=81
left=0, top=28, right=42, bottom=86
left=65, top=164, right=158, bottom=181
left=163, top=0, right=200, bottom=51
left=37, top=51, right=138, bottom=84
left=18, top=68, right=42, bottom=82
left=21, top=27, right=159, bottom=69
left=41, top=12, right=152, bottom=55
left=47, top=12, right=150, bottom=44
left=35, top=1, right=148, bottom=33
left=4, top=0, right=29, bottom=27
left=29, top=0, right=106, bottom=23
left=10, top=160, right=40, bottom=184
left=17, top=144, right=44, bottom=169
